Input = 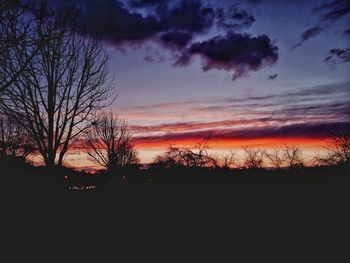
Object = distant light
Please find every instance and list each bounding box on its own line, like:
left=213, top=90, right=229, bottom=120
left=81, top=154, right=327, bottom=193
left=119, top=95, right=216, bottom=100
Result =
left=64, top=176, right=68, bottom=180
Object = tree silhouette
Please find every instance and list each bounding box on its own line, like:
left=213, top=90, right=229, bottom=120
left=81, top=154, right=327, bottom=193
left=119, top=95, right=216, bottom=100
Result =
left=152, top=137, right=218, bottom=169
left=314, top=125, right=350, bottom=166
left=265, top=149, right=283, bottom=169
left=282, top=145, right=304, bottom=168
left=0, top=0, right=39, bottom=93
left=221, top=151, right=239, bottom=169
left=328, top=126, right=350, bottom=165
left=243, top=149, right=265, bottom=169
left=0, top=2, right=115, bottom=167
left=0, top=114, right=35, bottom=157
left=85, top=112, right=139, bottom=171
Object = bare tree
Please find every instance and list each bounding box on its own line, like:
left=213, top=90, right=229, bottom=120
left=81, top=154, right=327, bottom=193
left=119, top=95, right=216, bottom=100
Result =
left=0, top=114, right=35, bottom=157
left=314, top=125, right=350, bottom=166
left=328, top=126, right=350, bottom=165
left=221, top=151, right=239, bottom=169
left=282, top=145, right=304, bottom=168
left=265, top=149, right=283, bottom=169
left=85, top=112, right=139, bottom=171
left=0, top=1, right=39, bottom=93
left=153, top=137, right=218, bottom=169
left=243, top=149, right=265, bottom=169
left=0, top=2, right=115, bottom=167
left=152, top=146, right=181, bottom=168
left=312, top=151, right=335, bottom=167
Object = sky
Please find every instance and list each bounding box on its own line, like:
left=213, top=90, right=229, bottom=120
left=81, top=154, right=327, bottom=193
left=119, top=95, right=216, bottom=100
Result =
left=46, top=0, right=350, bottom=169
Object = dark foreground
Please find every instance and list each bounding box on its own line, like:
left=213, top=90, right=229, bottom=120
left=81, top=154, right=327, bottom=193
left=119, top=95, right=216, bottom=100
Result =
left=1, top=156, right=349, bottom=260
left=2, top=156, right=349, bottom=196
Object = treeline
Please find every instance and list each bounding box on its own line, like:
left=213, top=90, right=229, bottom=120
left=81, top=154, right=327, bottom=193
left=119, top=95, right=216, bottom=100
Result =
left=150, top=129, right=350, bottom=170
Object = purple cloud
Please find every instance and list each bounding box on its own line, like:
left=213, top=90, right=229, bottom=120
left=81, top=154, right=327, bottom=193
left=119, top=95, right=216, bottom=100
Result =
left=177, top=31, right=278, bottom=80
left=132, top=121, right=350, bottom=143
left=324, top=45, right=350, bottom=68
left=49, top=0, right=277, bottom=79
left=292, top=26, right=323, bottom=49
left=129, top=0, right=168, bottom=8
left=159, top=31, right=193, bottom=48
left=216, top=6, right=255, bottom=30
left=294, top=0, right=350, bottom=48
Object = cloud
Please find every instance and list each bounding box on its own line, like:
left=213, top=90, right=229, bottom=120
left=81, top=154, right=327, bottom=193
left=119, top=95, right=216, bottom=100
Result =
left=292, top=26, right=323, bottom=49
left=246, top=0, right=262, bottom=4
left=132, top=121, right=350, bottom=144
left=50, top=0, right=277, bottom=79
left=176, top=31, right=278, bottom=80
left=120, top=81, right=350, bottom=112
left=314, top=0, right=350, bottom=22
left=52, top=0, right=216, bottom=44
left=328, top=46, right=350, bottom=61
left=293, top=0, right=350, bottom=48
left=129, top=118, right=273, bottom=133
left=159, top=30, right=193, bottom=48
left=76, top=0, right=161, bottom=43
left=128, top=100, right=350, bottom=135
left=216, top=5, right=255, bottom=30
left=324, top=45, right=350, bottom=67
left=117, top=81, right=350, bottom=130
left=155, top=0, right=215, bottom=33
left=268, top=74, right=277, bottom=80
left=128, top=0, right=168, bottom=8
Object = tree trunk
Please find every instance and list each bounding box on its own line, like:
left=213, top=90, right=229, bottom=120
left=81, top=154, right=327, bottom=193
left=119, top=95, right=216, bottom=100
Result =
left=57, top=149, right=66, bottom=167
left=46, top=152, right=56, bottom=168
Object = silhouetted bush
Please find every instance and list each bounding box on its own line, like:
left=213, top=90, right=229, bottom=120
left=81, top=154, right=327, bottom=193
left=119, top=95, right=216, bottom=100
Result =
left=314, top=125, right=350, bottom=166
left=152, top=138, right=218, bottom=169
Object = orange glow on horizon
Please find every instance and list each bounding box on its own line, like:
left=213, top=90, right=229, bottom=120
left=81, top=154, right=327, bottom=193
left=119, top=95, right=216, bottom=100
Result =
left=132, top=136, right=327, bottom=165
left=29, top=136, right=329, bottom=170
left=132, top=136, right=327, bottom=150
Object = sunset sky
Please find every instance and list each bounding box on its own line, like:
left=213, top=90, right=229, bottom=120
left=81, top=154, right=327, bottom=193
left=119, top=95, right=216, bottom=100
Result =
left=47, top=0, right=350, bottom=169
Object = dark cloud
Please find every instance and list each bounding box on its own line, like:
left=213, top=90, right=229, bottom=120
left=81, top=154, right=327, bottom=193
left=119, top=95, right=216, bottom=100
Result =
left=132, top=121, right=350, bottom=144
left=329, top=46, right=350, bottom=61
left=311, top=0, right=350, bottom=65
left=314, top=0, right=350, bottom=22
left=216, top=6, right=255, bottom=30
left=177, top=31, right=278, bottom=80
left=77, top=0, right=161, bottom=43
left=144, top=55, right=155, bottom=62
left=155, top=0, right=215, bottom=33
left=129, top=0, right=168, bottom=8
left=159, top=30, right=192, bottom=48
left=268, top=74, right=277, bottom=80
left=246, top=0, right=262, bottom=4
left=51, top=0, right=216, bottom=44
left=130, top=118, right=269, bottom=133
left=324, top=45, right=350, bottom=67
left=294, top=0, right=350, bottom=48
left=302, top=26, right=323, bottom=39
left=130, top=115, right=344, bottom=134
left=49, top=0, right=276, bottom=79
left=314, top=0, right=343, bottom=12
left=292, top=26, right=323, bottom=49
